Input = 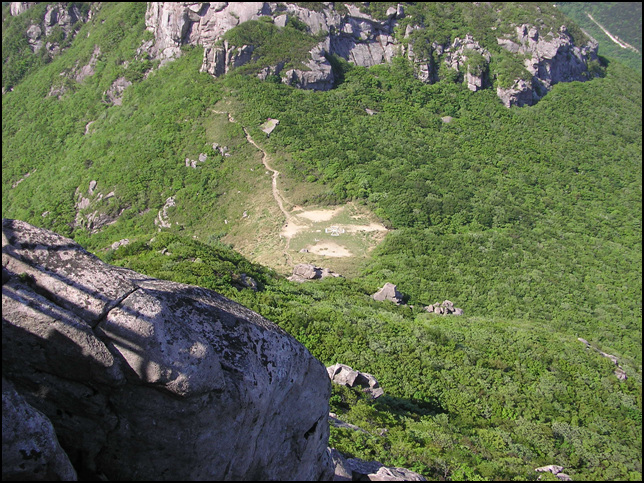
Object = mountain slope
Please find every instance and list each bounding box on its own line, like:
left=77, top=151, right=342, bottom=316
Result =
left=557, top=2, right=642, bottom=72
left=2, top=2, right=642, bottom=481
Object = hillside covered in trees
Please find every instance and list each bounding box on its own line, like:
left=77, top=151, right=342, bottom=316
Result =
left=2, top=2, right=642, bottom=480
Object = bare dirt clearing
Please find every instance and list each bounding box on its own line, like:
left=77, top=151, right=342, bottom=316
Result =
left=212, top=103, right=390, bottom=275
left=307, top=242, right=353, bottom=257
left=296, top=208, right=344, bottom=222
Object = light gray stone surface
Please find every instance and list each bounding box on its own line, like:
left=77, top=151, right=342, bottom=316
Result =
left=2, top=218, right=333, bottom=481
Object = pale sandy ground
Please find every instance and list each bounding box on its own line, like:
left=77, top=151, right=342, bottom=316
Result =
left=296, top=208, right=344, bottom=222
left=281, top=221, right=308, bottom=239
left=307, top=241, right=353, bottom=257
left=280, top=207, right=387, bottom=240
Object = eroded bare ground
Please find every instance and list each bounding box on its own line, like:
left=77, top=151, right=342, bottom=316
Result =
left=213, top=104, right=389, bottom=276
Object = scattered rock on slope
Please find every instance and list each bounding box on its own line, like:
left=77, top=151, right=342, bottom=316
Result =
left=289, top=263, right=341, bottom=282
left=2, top=218, right=333, bottom=481
left=372, top=282, right=404, bottom=305
left=535, top=464, right=572, bottom=481
left=425, top=300, right=464, bottom=316
left=327, top=363, right=384, bottom=399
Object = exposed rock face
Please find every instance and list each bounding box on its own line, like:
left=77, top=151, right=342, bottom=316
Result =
left=2, top=219, right=333, bottom=480
left=341, top=455, right=427, bottom=482
left=144, top=1, right=398, bottom=90
left=11, top=2, right=92, bottom=57
left=140, top=3, right=599, bottom=104
left=2, top=378, right=77, bottom=481
left=327, top=363, right=384, bottom=399
left=281, top=40, right=335, bottom=90
left=201, top=40, right=256, bottom=77
left=146, top=2, right=271, bottom=66
left=103, top=76, right=132, bottom=105
left=496, top=24, right=599, bottom=106
left=329, top=447, right=427, bottom=481
left=73, top=183, right=121, bottom=233
left=327, top=4, right=399, bottom=68
left=154, top=196, right=176, bottom=229
left=443, top=35, right=491, bottom=91
left=12, top=3, right=599, bottom=106
left=10, top=2, right=37, bottom=17
left=372, top=282, right=404, bottom=305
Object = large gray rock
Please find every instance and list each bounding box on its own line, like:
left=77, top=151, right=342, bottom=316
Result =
left=11, top=2, right=91, bottom=56
left=289, top=263, right=341, bottom=282
left=443, top=35, right=491, bottom=91
left=327, top=363, right=384, bottom=399
left=2, top=219, right=333, bottom=481
left=425, top=300, right=464, bottom=316
left=328, top=448, right=427, bottom=481
left=2, top=378, right=77, bottom=481
left=372, top=282, right=404, bottom=305
left=10, top=2, right=38, bottom=17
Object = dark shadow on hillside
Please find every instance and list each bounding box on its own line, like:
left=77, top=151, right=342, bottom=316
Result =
left=375, top=394, right=446, bottom=419
left=325, top=52, right=352, bottom=88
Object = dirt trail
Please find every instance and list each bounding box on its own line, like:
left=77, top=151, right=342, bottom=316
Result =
left=243, top=129, right=290, bottom=221
left=586, top=13, right=640, bottom=53
left=212, top=109, right=298, bottom=265
left=213, top=110, right=289, bottom=219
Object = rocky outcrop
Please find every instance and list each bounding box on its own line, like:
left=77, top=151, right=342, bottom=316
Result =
left=144, top=2, right=398, bottom=90
left=2, top=378, right=77, bottom=481
left=444, top=35, right=491, bottom=91
left=288, top=263, right=341, bottom=283
left=2, top=218, right=333, bottom=480
left=496, top=24, right=599, bottom=106
left=330, top=451, right=427, bottom=481
left=281, top=40, right=335, bottom=90
left=73, top=182, right=120, bottom=233
left=103, top=76, right=132, bottom=105
left=201, top=40, right=256, bottom=77
left=535, top=464, right=572, bottom=481
left=10, top=2, right=37, bottom=17
left=141, top=3, right=598, bottom=104
left=11, top=2, right=92, bottom=57
left=154, top=195, right=176, bottom=229
left=327, top=363, right=383, bottom=399
left=145, top=2, right=270, bottom=66
left=12, top=3, right=599, bottom=105
left=372, top=282, right=404, bottom=305
left=425, top=300, right=464, bottom=316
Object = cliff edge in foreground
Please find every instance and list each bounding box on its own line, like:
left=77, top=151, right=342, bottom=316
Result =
left=2, top=218, right=333, bottom=480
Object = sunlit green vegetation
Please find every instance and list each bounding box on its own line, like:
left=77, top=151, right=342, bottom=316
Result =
left=2, top=2, right=642, bottom=480
left=557, top=2, right=642, bottom=73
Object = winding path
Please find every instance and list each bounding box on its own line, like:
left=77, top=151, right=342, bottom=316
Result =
left=586, top=13, right=640, bottom=53
left=212, top=109, right=297, bottom=265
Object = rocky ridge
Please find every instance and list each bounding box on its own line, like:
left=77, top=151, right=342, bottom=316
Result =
left=8, top=2, right=600, bottom=106
left=138, top=2, right=599, bottom=106
left=9, top=2, right=92, bottom=58
left=2, top=218, right=333, bottom=480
